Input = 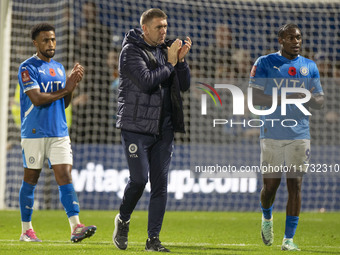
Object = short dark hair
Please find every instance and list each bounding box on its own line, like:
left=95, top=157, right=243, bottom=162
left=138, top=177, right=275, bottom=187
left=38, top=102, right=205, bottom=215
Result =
left=140, top=8, right=167, bottom=27
left=278, top=23, right=301, bottom=38
left=31, top=23, right=55, bottom=40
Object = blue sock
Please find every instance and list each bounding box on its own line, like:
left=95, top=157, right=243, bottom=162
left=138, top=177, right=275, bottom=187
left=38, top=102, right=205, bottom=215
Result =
left=284, top=215, right=299, bottom=239
left=19, top=181, right=36, bottom=222
left=260, top=202, right=273, bottom=220
left=59, top=184, right=80, bottom=218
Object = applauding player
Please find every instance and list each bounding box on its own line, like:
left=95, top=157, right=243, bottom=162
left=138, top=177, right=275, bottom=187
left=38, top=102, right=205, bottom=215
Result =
left=18, top=23, right=96, bottom=243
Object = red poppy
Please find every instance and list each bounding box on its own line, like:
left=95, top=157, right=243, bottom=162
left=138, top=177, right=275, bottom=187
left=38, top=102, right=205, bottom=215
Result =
left=49, top=68, right=56, bottom=77
left=288, top=66, right=296, bottom=76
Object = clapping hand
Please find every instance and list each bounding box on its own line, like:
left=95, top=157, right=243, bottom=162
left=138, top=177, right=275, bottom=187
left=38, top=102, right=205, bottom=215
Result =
left=178, top=36, right=192, bottom=62
left=65, top=63, right=85, bottom=93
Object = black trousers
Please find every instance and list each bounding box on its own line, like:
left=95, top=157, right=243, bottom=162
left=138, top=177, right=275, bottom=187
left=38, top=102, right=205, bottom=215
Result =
left=119, top=129, right=174, bottom=238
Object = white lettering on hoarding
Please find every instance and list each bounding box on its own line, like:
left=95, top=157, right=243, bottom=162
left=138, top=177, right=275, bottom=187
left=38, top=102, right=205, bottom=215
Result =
left=71, top=163, right=257, bottom=200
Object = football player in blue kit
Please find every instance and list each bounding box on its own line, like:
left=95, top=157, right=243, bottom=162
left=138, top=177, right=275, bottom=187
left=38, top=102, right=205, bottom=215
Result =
left=18, top=23, right=96, bottom=243
left=249, top=24, right=324, bottom=251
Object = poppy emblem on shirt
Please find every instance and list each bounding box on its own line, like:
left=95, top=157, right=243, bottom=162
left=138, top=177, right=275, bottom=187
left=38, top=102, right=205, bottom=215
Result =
left=288, top=67, right=297, bottom=76
left=49, top=68, right=56, bottom=77
left=21, top=70, right=31, bottom=82
left=300, top=66, right=309, bottom=76
left=250, top=65, right=257, bottom=77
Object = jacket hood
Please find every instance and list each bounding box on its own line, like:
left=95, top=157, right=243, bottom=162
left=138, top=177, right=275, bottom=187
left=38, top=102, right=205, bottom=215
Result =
left=122, top=28, right=150, bottom=49
left=122, top=28, right=173, bottom=49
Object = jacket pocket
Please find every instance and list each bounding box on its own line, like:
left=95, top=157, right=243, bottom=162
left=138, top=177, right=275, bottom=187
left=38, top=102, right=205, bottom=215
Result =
left=133, top=97, right=139, bottom=121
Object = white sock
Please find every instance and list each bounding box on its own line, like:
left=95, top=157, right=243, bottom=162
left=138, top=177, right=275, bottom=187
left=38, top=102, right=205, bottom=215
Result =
left=22, top=221, right=33, bottom=233
left=69, top=215, right=81, bottom=233
left=283, top=238, right=293, bottom=241
left=262, top=215, right=273, bottom=221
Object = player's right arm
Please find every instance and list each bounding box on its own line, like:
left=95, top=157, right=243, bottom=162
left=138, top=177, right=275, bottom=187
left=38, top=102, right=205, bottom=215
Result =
left=251, top=77, right=306, bottom=107
left=252, top=88, right=280, bottom=107
left=25, top=63, right=83, bottom=107
left=27, top=88, right=74, bottom=107
left=306, top=93, right=324, bottom=109
left=249, top=56, right=279, bottom=107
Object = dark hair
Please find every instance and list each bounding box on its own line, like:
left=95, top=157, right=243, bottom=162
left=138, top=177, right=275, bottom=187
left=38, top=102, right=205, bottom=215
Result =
left=140, top=8, right=167, bottom=26
left=31, top=23, right=55, bottom=40
left=278, top=23, right=301, bottom=38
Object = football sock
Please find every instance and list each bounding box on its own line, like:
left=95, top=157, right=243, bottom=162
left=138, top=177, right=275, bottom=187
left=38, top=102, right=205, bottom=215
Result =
left=260, top=202, right=273, bottom=220
left=59, top=184, right=80, bottom=218
left=284, top=215, right=299, bottom=239
left=19, top=181, right=36, bottom=223
left=69, top=215, right=81, bottom=233
left=22, top=221, right=33, bottom=233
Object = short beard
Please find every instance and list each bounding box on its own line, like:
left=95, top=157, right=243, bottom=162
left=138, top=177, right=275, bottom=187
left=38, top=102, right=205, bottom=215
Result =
left=41, top=50, right=55, bottom=59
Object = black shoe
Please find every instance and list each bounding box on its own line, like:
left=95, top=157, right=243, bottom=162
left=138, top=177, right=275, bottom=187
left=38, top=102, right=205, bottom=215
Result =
left=112, top=214, right=130, bottom=250
left=145, top=236, right=170, bottom=252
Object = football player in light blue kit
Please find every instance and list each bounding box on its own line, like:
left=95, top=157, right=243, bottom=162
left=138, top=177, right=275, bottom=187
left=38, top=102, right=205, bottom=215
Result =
left=249, top=24, right=324, bottom=251
left=18, top=23, right=96, bottom=243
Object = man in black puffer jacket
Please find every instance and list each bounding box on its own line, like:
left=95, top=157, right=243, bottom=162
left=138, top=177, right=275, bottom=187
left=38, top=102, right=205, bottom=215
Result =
left=113, top=8, right=191, bottom=252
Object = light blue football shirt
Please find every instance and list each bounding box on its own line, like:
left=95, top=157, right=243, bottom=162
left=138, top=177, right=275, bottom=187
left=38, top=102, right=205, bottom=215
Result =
left=18, top=54, right=68, bottom=138
left=249, top=52, right=323, bottom=140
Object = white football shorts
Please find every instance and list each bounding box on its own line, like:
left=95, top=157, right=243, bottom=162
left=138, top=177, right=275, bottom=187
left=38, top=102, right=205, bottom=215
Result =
left=21, top=136, right=73, bottom=169
left=260, top=138, right=311, bottom=174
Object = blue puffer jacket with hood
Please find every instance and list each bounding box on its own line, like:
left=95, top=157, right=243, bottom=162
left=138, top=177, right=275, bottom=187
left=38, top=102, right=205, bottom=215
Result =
left=116, top=28, right=190, bottom=135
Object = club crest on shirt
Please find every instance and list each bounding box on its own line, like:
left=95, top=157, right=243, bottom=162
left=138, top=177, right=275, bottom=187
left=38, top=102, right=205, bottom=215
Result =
left=300, top=66, right=309, bottom=76
left=21, top=70, right=31, bottom=83
left=57, top=68, right=63, bottom=76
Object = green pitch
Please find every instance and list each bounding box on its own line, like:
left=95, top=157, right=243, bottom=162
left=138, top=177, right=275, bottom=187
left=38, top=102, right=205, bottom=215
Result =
left=0, top=210, right=339, bottom=254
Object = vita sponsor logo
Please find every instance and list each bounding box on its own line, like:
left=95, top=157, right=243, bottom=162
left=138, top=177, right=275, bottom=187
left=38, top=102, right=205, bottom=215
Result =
left=72, top=162, right=257, bottom=200
left=41, top=81, right=64, bottom=92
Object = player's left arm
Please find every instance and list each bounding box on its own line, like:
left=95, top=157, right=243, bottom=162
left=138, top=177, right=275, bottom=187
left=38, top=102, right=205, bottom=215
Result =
left=306, top=64, right=324, bottom=110
left=64, top=63, right=84, bottom=108
left=306, top=89, right=324, bottom=110
left=64, top=91, right=74, bottom=109
left=283, top=87, right=324, bottom=109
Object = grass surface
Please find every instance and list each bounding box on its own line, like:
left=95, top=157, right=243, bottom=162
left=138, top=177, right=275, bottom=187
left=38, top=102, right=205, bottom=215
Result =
left=0, top=210, right=339, bottom=254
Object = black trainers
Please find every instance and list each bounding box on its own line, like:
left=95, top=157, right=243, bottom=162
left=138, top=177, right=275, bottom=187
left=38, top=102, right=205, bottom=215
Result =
left=145, top=236, right=170, bottom=252
left=112, top=214, right=130, bottom=250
